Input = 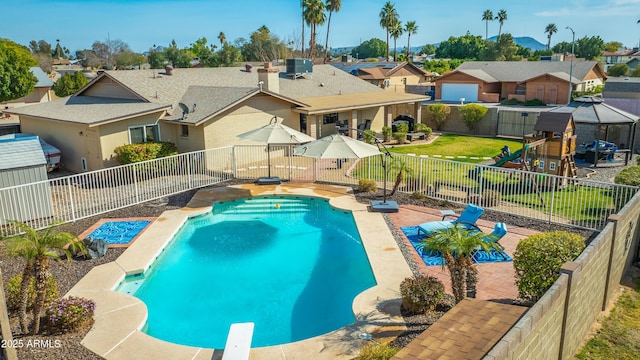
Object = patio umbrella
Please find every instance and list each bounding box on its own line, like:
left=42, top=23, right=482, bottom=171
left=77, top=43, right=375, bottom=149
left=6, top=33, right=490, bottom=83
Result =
left=237, top=116, right=314, bottom=178
left=293, top=134, right=399, bottom=212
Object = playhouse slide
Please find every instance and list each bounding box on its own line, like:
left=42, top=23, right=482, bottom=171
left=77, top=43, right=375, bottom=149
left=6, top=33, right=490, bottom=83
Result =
left=491, top=149, right=523, bottom=167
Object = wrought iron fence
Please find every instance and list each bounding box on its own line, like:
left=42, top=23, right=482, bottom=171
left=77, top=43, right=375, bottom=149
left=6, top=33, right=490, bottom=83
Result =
left=1, top=145, right=636, bottom=237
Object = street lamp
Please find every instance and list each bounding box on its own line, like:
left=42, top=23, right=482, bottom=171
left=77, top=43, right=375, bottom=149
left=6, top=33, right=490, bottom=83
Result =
left=566, top=26, right=575, bottom=104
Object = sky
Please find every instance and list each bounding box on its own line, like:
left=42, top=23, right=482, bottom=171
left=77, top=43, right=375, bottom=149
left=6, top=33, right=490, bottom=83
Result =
left=2, top=0, right=640, bottom=54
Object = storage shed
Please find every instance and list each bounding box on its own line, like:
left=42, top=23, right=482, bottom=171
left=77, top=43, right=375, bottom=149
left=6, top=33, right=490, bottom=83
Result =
left=0, top=135, right=53, bottom=225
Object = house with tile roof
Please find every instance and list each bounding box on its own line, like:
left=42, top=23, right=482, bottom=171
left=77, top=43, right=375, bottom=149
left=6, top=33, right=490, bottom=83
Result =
left=601, top=47, right=640, bottom=72
left=331, top=62, right=434, bottom=93
left=7, top=62, right=427, bottom=173
left=434, top=61, right=606, bottom=105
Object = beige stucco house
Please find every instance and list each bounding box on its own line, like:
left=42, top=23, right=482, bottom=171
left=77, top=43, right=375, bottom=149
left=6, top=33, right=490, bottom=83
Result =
left=8, top=63, right=427, bottom=173
left=1, top=67, right=54, bottom=135
left=331, top=62, right=434, bottom=93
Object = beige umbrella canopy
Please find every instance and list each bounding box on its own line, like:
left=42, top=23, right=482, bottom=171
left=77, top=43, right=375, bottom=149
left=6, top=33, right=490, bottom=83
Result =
left=237, top=116, right=314, bottom=178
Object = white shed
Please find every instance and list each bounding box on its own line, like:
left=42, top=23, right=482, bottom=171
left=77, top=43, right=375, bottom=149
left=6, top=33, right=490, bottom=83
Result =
left=0, top=135, right=53, bottom=225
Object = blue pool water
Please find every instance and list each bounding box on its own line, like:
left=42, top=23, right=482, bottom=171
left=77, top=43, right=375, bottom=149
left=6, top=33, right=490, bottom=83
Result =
left=86, top=220, right=152, bottom=245
left=117, top=196, right=376, bottom=348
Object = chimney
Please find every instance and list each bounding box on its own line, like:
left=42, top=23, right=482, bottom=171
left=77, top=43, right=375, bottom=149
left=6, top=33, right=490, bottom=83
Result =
left=257, top=62, right=279, bottom=93
left=165, top=65, right=173, bottom=75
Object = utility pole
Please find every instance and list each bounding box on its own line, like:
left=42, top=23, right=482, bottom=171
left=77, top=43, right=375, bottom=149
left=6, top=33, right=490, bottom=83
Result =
left=566, top=26, right=575, bottom=104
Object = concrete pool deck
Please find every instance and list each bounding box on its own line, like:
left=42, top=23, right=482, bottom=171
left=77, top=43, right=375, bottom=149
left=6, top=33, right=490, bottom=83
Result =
left=68, top=183, right=413, bottom=360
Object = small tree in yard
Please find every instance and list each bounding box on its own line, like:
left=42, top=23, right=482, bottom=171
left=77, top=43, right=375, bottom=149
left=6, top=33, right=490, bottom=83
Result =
left=4, top=222, right=86, bottom=334
left=388, top=157, right=414, bottom=195
left=513, top=231, right=584, bottom=305
left=459, top=103, right=488, bottom=133
left=427, top=103, right=451, bottom=130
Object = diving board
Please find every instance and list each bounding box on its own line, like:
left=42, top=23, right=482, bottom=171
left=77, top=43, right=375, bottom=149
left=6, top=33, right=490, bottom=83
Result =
left=222, top=322, right=254, bottom=360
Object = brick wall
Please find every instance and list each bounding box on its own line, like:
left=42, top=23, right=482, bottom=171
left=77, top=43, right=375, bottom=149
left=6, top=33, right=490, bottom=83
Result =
left=484, top=193, right=640, bottom=360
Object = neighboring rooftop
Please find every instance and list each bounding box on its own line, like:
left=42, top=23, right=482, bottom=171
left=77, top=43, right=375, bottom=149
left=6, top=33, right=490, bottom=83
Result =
left=0, top=135, right=46, bottom=170
left=451, top=61, right=602, bottom=82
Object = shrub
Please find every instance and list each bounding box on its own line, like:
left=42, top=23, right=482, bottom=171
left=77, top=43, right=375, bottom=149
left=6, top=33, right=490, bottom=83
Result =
left=500, top=98, right=522, bottom=105
left=427, top=103, right=451, bottom=130
left=524, top=98, right=545, bottom=106
left=400, top=275, right=445, bottom=314
left=393, top=132, right=407, bottom=144
left=45, top=296, right=96, bottom=335
left=382, top=126, right=392, bottom=142
left=354, top=342, right=400, bottom=360
left=513, top=231, right=585, bottom=304
left=363, top=129, right=377, bottom=144
left=615, top=165, right=640, bottom=187
left=395, top=123, right=409, bottom=133
left=114, top=141, right=178, bottom=165
left=414, top=123, right=433, bottom=138
left=458, top=103, right=488, bottom=132
left=6, top=274, right=58, bottom=311
left=358, top=179, right=378, bottom=193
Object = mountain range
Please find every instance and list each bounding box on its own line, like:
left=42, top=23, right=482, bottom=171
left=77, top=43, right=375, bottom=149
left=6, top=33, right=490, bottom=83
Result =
left=331, top=36, right=547, bottom=56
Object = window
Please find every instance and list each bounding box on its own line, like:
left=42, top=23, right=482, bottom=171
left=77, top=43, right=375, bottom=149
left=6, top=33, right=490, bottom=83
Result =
left=515, top=84, right=526, bottom=95
left=129, top=124, right=159, bottom=143
left=549, top=161, right=556, bottom=171
left=299, top=114, right=307, bottom=133
left=322, top=113, right=338, bottom=125
left=181, top=125, right=189, bottom=137
left=538, top=160, right=545, bottom=170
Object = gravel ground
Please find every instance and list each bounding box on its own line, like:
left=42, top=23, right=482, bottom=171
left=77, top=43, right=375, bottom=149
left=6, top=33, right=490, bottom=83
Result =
left=0, top=157, right=635, bottom=359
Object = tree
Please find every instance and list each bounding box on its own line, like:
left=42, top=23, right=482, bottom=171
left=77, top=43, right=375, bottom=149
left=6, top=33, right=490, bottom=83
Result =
left=53, top=72, right=78, bottom=97
left=605, top=41, right=623, bottom=52
left=351, top=38, right=387, bottom=59
left=482, top=10, right=494, bottom=41
left=427, top=103, right=451, bottom=130
left=608, top=63, right=629, bottom=77
left=239, top=26, right=289, bottom=62
left=544, top=23, right=557, bottom=50
left=496, top=9, right=507, bottom=40
left=480, top=33, right=520, bottom=61
left=52, top=39, right=65, bottom=59
left=28, top=40, right=52, bottom=55
left=404, top=21, right=418, bottom=60
left=4, top=222, right=85, bottom=334
left=459, top=103, right=488, bottom=132
left=389, top=158, right=413, bottom=196
left=435, top=32, right=486, bottom=60
left=390, top=20, right=403, bottom=61
left=148, top=50, right=166, bottom=69
left=164, top=40, right=192, bottom=68
left=0, top=39, right=37, bottom=102
left=218, top=32, right=226, bottom=47
left=303, top=0, right=326, bottom=60
left=419, top=44, right=436, bottom=56
left=116, top=50, right=146, bottom=69
left=379, top=1, right=398, bottom=60
left=217, top=43, right=243, bottom=67
left=323, top=0, right=342, bottom=63
left=574, top=35, right=606, bottom=60
left=420, top=224, right=503, bottom=303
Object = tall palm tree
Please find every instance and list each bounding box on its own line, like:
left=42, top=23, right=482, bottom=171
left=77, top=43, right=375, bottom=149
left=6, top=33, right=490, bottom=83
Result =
left=404, top=21, right=418, bottom=61
left=419, top=224, right=503, bottom=303
left=301, top=0, right=305, bottom=57
left=303, top=0, right=326, bottom=60
left=390, top=20, right=403, bottom=62
left=544, top=23, right=558, bottom=50
left=496, top=9, right=508, bottom=41
left=379, top=1, right=398, bottom=61
left=218, top=32, right=226, bottom=47
left=5, top=222, right=85, bottom=334
left=482, top=9, right=494, bottom=41
left=323, top=0, right=342, bottom=63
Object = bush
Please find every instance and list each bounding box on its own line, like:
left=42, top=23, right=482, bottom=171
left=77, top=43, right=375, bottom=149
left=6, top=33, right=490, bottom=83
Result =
left=6, top=274, right=58, bottom=311
left=458, top=103, right=488, bottom=132
left=524, top=98, right=545, bottom=106
left=395, top=123, right=409, bottom=133
left=45, top=296, right=96, bottom=335
left=358, top=179, right=378, bottom=193
left=427, top=103, right=451, bottom=130
left=400, top=275, right=445, bottom=314
left=414, top=123, right=433, bottom=138
left=500, top=98, right=522, bottom=105
left=513, top=231, right=585, bottom=304
left=354, top=342, right=400, bottom=360
left=615, top=165, right=640, bottom=186
left=393, top=132, right=407, bottom=145
left=382, top=126, right=392, bottom=142
left=363, top=129, right=377, bottom=144
left=114, top=141, right=178, bottom=165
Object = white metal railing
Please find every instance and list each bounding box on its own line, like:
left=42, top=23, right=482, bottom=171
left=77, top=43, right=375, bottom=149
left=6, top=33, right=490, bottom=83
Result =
left=1, top=145, right=636, bottom=237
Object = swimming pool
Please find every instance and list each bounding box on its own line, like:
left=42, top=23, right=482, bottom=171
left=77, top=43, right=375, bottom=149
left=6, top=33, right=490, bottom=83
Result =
left=117, top=196, right=376, bottom=349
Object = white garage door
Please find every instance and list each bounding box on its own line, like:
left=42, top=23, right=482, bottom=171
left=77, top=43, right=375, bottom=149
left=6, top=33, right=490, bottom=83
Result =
left=441, top=84, right=479, bottom=102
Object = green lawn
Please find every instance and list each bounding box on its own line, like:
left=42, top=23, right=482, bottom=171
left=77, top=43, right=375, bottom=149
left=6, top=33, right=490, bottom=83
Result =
left=388, top=134, right=522, bottom=163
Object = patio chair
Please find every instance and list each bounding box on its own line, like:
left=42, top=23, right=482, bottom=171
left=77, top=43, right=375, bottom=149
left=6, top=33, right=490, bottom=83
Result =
left=471, top=222, right=509, bottom=263
left=417, top=204, right=485, bottom=237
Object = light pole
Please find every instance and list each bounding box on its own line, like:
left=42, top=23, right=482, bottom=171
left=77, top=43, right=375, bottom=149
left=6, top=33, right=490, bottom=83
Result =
left=566, top=26, right=575, bottom=104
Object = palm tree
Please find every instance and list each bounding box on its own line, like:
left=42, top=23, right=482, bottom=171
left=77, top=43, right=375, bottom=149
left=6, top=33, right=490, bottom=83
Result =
left=419, top=224, right=503, bottom=303
left=218, top=32, right=226, bottom=47
left=4, top=222, right=85, bottom=334
left=390, top=20, right=403, bottom=62
left=389, top=157, right=413, bottom=195
left=301, top=0, right=305, bottom=57
left=544, top=24, right=558, bottom=50
left=496, top=9, right=507, bottom=41
left=482, top=10, right=494, bottom=41
left=379, top=1, right=398, bottom=61
left=323, top=0, right=342, bottom=63
left=404, top=21, right=418, bottom=61
left=303, top=0, right=327, bottom=60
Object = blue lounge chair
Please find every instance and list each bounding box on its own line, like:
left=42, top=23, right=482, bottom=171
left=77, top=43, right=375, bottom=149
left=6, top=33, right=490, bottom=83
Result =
left=417, top=204, right=485, bottom=237
left=471, top=222, right=509, bottom=263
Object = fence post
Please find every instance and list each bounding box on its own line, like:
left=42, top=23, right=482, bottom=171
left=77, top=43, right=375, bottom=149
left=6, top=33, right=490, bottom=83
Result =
left=66, top=177, right=76, bottom=222
left=186, top=153, right=192, bottom=189
left=132, top=163, right=140, bottom=204
left=549, top=176, right=557, bottom=223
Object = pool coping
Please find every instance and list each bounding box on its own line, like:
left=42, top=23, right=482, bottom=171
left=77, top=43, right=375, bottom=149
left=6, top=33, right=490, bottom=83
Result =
left=67, top=183, right=414, bottom=360
left=78, top=217, right=157, bottom=248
